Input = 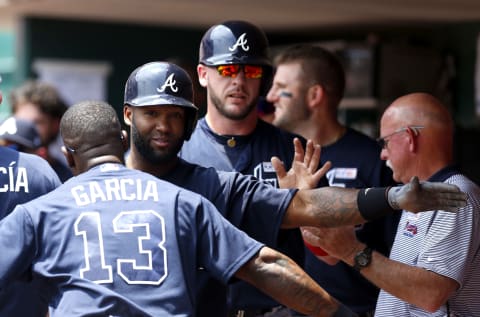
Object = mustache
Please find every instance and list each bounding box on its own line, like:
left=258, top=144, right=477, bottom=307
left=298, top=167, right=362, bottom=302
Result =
left=226, top=87, right=247, bottom=95
left=151, top=133, right=172, bottom=140
left=386, top=160, right=393, bottom=170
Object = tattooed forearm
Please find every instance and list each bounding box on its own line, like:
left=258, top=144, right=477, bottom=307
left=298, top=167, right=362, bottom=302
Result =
left=235, top=247, right=347, bottom=317
left=309, top=187, right=363, bottom=226
left=283, top=187, right=364, bottom=228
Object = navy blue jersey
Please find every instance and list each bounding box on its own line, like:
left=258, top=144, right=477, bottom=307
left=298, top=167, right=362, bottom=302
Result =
left=0, top=163, right=263, bottom=317
left=181, top=118, right=303, bottom=187
left=162, top=158, right=296, bottom=316
left=1, top=147, right=60, bottom=219
left=180, top=118, right=305, bottom=312
left=305, top=128, right=400, bottom=314
left=0, top=147, right=61, bottom=317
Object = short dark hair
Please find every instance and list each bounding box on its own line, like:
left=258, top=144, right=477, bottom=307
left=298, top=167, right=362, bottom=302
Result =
left=11, top=80, right=68, bottom=119
left=274, top=44, right=345, bottom=107
left=60, top=100, right=121, bottom=149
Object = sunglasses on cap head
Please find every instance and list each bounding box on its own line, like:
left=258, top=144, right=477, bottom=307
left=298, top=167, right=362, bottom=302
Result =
left=216, top=65, right=263, bottom=79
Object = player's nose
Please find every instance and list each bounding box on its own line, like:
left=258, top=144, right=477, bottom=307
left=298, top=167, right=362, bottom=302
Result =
left=154, top=115, right=172, bottom=132
left=266, top=87, right=277, bottom=103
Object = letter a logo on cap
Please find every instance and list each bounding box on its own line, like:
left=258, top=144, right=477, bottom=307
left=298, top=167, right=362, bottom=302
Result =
left=229, top=33, right=250, bottom=52
left=157, top=74, right=178, bottom=93
left=0, top=117, right=18, bottom=136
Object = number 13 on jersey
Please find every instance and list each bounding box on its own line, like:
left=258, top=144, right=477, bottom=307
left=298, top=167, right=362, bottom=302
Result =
left=74, top=210, right=168, bottom=285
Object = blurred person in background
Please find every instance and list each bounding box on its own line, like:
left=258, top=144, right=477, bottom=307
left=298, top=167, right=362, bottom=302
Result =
left=11, top=79, right=72, bottom=182
left=0, top=74, right=61, bottom=317
left=266, top=44, right=399, bottom=317
left=0, top=116, right=42, bottom=154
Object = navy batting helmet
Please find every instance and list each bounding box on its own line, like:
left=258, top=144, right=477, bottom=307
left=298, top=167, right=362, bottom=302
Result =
left=124, top=61, right=198, bottom=140
left=199, top=20, right=273, bottom=95
left=199, top=20, right=271, bottom=67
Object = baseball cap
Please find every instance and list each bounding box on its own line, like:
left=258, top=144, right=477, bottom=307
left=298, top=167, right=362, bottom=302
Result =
left=0, top=116, right=42, bottom=149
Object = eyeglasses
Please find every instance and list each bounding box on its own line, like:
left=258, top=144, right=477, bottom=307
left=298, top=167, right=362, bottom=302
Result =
left=64, top=145, right=76, bottom=154
left=216, top=64, right=263, bottom=79
left=376, top=125, right=424, bottom=149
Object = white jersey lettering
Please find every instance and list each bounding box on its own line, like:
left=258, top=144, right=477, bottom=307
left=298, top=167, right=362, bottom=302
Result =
left=253, top=162, right=278, bottom=187
left=0, top=162, right=29, bottom=193
left=71, top=178, right=159, bottom=206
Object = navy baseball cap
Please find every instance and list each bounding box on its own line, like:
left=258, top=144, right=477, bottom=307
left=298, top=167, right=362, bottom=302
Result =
left=0, top=117, right=41, bottom=149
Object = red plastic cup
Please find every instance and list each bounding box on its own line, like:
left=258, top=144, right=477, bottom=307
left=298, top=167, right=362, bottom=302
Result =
left=304, top=240, right=329, bottom=256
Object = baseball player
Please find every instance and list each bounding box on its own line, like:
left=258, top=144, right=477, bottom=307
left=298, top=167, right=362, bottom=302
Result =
left=266, top=43, right=399, bottom=316
left=178, top=20, right=312, bottom=316
left=123, top=61, right=467, bottom=317
left=0, top=75, right=62, bottom=316
left=0, top=100, right=363, bottom=317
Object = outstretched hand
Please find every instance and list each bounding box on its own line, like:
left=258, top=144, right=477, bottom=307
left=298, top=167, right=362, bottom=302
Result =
left=301, top=226, right=360, bottom=263
left=272, top=138, right=331, bottom=190
left=389, top=176, right=467, bottom=213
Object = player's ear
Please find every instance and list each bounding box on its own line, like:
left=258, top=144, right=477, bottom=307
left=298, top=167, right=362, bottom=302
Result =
left=62, top=146, right=76, bottom=169
left=197, top=64, right=208, bottom=88
left=307, top=84, right=324, bottom=108
left=123, top=105, right=133, bottom=126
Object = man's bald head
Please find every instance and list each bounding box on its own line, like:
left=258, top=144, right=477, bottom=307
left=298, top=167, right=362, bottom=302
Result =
left=382, top=92, right=453, bottom=135
left=380, top=93, right=454, bottom=182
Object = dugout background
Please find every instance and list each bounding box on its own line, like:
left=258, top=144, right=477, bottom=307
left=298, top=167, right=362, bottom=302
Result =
left=13, top=17, right=480, bottom=184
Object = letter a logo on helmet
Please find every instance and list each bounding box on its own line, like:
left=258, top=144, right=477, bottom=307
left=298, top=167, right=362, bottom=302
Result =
left=228, top=33, right=250, bottom=52
left=157, top=73, right=178, bottom=93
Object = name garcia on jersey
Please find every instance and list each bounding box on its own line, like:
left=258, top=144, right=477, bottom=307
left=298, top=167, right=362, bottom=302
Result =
left=0, top=161, right=29, bottom=193
left=71, top=178, right=159, bottom=206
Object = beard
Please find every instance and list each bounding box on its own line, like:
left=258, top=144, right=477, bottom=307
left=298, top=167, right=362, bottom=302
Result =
left=209, top=84, right=258, bottom=121
left=131, top=120, right=183, bottom=165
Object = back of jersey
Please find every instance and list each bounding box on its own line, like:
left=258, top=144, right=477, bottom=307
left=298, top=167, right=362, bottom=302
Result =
left=0, top=163, right=262, bottom=317
left=31, top=163, right=195, bottom=316
left=0, top=147, right=60, bottom=219
left=0, top=147, right=61, bottom=317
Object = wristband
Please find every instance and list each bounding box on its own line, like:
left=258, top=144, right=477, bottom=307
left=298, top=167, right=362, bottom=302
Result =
left=357, top=187, right=396, bottom=221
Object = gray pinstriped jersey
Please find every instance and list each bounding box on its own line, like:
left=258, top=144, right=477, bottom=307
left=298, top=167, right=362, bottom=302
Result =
left=375, top=172, right=480, bottom=316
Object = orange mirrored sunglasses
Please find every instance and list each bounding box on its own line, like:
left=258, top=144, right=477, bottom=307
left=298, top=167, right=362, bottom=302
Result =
left=216, top=64, right=263, bottom=79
